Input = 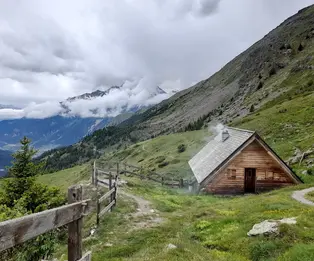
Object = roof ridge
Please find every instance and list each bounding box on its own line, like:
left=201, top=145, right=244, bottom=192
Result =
left=226, top=126, right=255, bottom=133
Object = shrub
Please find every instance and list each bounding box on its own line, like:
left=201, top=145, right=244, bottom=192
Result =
left=177, top=144, right=186, bottom=153
left=158, top=161, right=169, bottom=168
left=257, top=81, right=264, bottom=90
left=298, top=43, right=304, bottom=52
left=307, top=169, right=313, bottom=175
left=269, top=67, right=277, bottom=76
left=250, top=104, right=255, bottom=113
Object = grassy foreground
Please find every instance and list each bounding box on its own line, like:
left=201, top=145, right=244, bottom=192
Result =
left=28, top=164, right=314, bottom=261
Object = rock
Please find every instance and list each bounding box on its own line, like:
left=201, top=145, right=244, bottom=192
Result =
left=90, top=228, right=96, bottom=236
left=247, top=217, right=297, bottom=236
left=166, top=244, right=177, bottom=250
left=280, top=218, right=297, bottom=225
left=104, top=243, right=113, bottom=247
left=302, top=170, right=308, bottom=175
left=118, top=179, right=128, bottom=186
left=150, top=209, right=155, bottom=213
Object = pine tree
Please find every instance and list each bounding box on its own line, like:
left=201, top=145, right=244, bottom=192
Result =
left=0, top=137, right=65, bottom=261
left=2, top=137, right=44, bottom=207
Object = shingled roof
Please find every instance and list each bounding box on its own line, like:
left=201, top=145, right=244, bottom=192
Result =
left=189, top=127, right=255, bottom=184
left=189, top=126, right=302, bottom=185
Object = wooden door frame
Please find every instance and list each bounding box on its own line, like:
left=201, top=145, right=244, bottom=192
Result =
left=244, top=168, right=256, bottom=193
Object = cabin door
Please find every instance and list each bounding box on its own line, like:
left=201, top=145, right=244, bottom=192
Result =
left=245, top=168, right=256, bottom=193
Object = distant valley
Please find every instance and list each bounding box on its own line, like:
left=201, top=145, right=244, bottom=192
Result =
left=0, top=149, right=12, bottom=177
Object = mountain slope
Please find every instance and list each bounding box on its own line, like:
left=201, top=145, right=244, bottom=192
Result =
left=0, top=149, right=12, bottom=177
left=0, top=116, right=111, bottom=152
left=40, top=4, right=314, bottom=171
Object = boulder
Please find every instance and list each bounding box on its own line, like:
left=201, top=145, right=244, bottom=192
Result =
left=247, top=217, right=296, bottom=236
left=166, top=244, right=177, bottom=250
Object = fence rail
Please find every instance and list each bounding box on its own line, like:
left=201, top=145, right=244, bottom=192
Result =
left=93, top=161, right=118, bottom=225
left=0, top=185, right=92, bottom=261
left=122, top=162, right=184, bottom=188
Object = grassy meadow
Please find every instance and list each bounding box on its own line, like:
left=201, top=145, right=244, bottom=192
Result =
left=33, top=168, right=314, bottom=261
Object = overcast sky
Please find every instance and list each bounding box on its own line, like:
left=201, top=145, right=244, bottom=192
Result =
left=0, top=0, right=313, bottom=119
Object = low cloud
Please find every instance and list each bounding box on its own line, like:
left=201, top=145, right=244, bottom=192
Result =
left=0, top=77, right=171, bottom=120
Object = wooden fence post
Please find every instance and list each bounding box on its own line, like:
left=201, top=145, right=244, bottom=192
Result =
left=109, top=172, right=113, bottom=211
left=96, top=189, right=100, bottom=226
left=140, top=166, right=143, bottom=180
left=92, top=161, right=96, bottom=185
left=68, top=185, right=83, bottom=261
left=117, top=162, right=119, bottom=177
left=180, top=178, right=184, bottom=188
left=95, top=169, right=98, bottom=187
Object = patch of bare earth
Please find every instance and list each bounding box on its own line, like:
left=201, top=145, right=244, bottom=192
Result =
left=119, top=190, right=164, bottom=230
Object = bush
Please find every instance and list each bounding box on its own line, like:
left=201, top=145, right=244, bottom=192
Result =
left=177, top=144, right=186, bottom=153
left=250, top=104, right=255, bottom=113
left=269, top=66, right=277, bottom=76
left=257, top=81, right=264, bottom=90
left=306, top=169, right=313, bottom=175
left=158, top=161, right=169, bottom=168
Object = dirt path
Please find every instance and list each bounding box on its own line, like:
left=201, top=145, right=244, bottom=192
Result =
left=118, top=189, right=164, bottom=229
left=97, top=176, right=164, bottom=229
left=292, top=187, right=314, bottom=206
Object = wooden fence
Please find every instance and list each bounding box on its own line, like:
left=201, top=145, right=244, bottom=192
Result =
left=93, top=161, right=118, bottom=225
left=0, top=185, right=92, bottom=261
left=94, top=161, right=185, bottom=188
left=122, top=162, right=185, bottom=188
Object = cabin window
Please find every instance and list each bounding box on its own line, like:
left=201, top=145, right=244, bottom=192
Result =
left=227, top=169, right=236, bottom=180
left=266, top=171, right=274, bottom=180
left=274, top=173, right=281, bottom=181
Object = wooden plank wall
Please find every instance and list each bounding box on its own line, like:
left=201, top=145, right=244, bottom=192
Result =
left=206, top=141, right=295, bottom=194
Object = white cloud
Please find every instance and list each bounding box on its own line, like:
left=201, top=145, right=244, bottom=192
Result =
left=0, top=0, right=313, bottom=119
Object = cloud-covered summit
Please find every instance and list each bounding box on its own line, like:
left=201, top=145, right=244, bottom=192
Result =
left=0, top=80, right=169, bottom=120
left=0, top=0, right=313, bottom=119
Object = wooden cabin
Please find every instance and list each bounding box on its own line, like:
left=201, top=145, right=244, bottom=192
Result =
left=189, top=127, right=302, bottom=194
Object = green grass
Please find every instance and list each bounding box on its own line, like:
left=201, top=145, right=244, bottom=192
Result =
left=98, top=130, right=209, bottom=179
left=37, top=164, right=91, bottom=193
left=304, top=191, right=314, bottom=202
left=81, top=178, right=314, bottom=261
left=234, top=93, right=314, bottom=159
left=8, top=159, right=311, bottom=261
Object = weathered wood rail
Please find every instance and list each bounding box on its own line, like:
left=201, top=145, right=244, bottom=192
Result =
left=122, top=162, right=184, bottom=188
left=0, top=185, right=92, bottom=261
left=93, top=161, right=118, bottom=225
